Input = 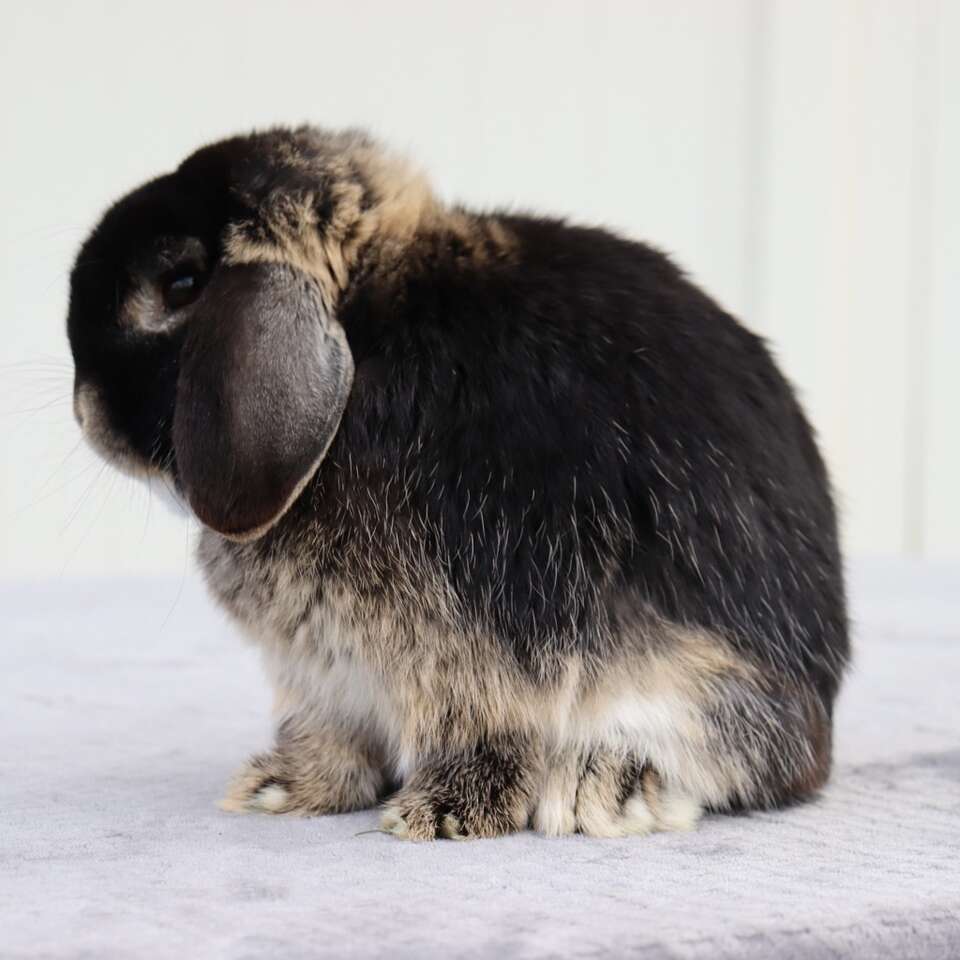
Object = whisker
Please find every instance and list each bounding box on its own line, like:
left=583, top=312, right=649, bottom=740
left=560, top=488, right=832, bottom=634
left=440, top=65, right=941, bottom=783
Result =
left=0, top=360, right=73, bottom=371
left=61, top=460, right=108, bottom=534
left=17, top=455, right=100, bottom=515
left=1, top=395, right=74, bottom=419
left=160, top=517, right=193, bottom=632
left=15, top=222, right=88, bottom=242
left=142, top=474, right=154, bottom=544
left=62, top=468, right=118, bottom=574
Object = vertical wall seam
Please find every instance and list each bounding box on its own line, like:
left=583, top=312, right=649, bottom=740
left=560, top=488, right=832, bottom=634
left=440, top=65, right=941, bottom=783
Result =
left=742, top=0, right=770, bottom=333
left=902, top=0, right=940, bottom=556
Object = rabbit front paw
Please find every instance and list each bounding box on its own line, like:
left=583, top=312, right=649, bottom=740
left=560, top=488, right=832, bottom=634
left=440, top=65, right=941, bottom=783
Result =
left=220, top=723, right=385, bottom=816
left=381, top=736, right=538, bottom=841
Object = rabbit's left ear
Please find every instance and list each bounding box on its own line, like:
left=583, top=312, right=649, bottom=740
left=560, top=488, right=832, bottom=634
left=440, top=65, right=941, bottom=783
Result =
left=173, top=262, right=353, bottom=541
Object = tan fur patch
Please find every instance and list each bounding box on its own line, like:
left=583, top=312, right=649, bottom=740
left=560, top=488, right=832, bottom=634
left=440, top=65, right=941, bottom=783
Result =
left=220, top=721, right=384, bottom=816
left=533, top=756, right=580, bottom=836
left=574, top=751, right=648, bottom=838
left=75, top=383, right=161, bottom=481
left=221, top=131, right=513, bottom=313
left=202, top=526, right=828, bottom=834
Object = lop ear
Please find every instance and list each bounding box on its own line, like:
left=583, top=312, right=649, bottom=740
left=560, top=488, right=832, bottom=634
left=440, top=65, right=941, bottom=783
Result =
left=173, top=262, right=353, bottom=541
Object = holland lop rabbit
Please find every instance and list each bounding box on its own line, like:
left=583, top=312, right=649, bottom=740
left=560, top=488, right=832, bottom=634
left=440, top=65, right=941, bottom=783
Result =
left=68, top=127, right=848, bottom=839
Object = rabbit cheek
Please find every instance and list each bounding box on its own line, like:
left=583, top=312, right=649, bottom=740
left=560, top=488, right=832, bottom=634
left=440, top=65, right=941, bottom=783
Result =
left=119, top=281, right=169, bottom=335
left=74, top=382, right=146, bottom=477
left=74, top=380, right=170, bottom=481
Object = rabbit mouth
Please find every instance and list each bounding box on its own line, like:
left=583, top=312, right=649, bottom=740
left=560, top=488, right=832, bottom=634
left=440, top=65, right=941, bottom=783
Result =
left=73, top=382, right=167, bottom=482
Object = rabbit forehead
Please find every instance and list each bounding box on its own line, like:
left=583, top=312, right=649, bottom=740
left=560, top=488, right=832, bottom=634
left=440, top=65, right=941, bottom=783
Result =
left=70, top=126, right=444, bottom=341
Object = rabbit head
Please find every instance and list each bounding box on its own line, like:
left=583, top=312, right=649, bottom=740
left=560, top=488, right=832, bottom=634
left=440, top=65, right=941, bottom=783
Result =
left=67, top=127, right=433, bottom=540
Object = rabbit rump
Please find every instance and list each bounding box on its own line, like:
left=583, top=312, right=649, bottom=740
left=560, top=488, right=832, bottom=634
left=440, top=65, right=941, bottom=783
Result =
left=68, top=127, right=848, bottom=840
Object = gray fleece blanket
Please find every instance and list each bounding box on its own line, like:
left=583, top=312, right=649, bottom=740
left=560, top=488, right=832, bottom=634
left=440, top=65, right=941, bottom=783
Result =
left=2, top=559, right=958, bottom=959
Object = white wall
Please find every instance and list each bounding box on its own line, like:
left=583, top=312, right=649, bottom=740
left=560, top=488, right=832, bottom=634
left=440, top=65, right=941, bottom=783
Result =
left=1, top=0, right=957, bottom=577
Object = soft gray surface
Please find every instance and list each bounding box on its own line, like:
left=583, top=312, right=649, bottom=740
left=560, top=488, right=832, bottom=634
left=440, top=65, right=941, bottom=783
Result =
left=2, top=559, right=959, bottom=959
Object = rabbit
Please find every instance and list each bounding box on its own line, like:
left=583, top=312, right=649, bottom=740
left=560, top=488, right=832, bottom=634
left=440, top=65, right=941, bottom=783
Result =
left=67, top=126, right=848, bottom=840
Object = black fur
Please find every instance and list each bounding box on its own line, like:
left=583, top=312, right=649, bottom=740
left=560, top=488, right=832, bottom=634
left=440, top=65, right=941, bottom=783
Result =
left=67, top=127, right=849, bottom=825
left=323, top=215, right=848, bottom=697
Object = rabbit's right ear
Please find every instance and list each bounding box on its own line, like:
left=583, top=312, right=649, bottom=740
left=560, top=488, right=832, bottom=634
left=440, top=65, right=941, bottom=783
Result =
left=173, top=262, right=353, bottom=541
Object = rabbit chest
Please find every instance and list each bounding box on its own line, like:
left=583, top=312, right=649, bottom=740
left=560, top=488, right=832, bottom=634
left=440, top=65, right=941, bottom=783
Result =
left=196, top=527, right=567, bottom=773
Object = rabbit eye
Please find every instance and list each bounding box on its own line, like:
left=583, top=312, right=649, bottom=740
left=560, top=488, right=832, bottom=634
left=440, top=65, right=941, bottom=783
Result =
left=163, top=271, right=203, bottom=310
